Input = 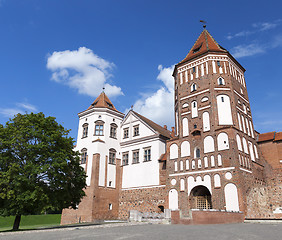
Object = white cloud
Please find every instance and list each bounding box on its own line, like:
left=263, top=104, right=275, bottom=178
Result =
left=227, top=19, right=281, bottom=40
left=231, top=43, right=265, bottom=58
left=0, top=102, right=37, bottom=118
left=132, top=65, right=175, bottom=128
left=47, top=47, right=123, bottom=98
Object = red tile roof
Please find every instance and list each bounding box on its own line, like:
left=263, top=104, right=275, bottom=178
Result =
left=132, top=111, right=172, bottom=139
left=274, top=132, right=282, bottom=141
left=257, top=131, right=276, bottom=142
left=87, top=92, right=119, bottom=112
left=179, top=29, right=227, bottom=64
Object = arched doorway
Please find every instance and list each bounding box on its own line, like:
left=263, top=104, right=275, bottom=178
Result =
left=189, top=185, right=212, bottom=209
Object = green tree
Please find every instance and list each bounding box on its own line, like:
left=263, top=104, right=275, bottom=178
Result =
left=0, top=113, right=86, bottom=230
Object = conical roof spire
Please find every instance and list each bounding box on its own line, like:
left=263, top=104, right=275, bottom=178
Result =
left=179, top=29, right=227, bottom=64
left=88, top=91, right=118, bottom=111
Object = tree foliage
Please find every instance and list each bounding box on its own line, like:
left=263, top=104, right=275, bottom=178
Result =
left=0, top=113, right=86, bottom=230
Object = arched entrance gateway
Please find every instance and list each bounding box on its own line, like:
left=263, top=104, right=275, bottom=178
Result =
left=189, top=186, right=212, bottom=210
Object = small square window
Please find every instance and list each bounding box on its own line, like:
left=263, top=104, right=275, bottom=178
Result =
left=144, top=148, right=151, bottom=162
left=132, top=150, right=139, bottom=164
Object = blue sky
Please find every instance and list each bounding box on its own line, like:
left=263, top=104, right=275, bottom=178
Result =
left=0, top=0, right=282, bottom=140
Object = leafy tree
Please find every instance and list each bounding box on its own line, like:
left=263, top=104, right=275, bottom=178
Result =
left=0, top=113, right=86, bottom=230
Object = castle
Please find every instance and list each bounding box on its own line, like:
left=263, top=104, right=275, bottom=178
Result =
left=61, top=29, right=281, bottom=225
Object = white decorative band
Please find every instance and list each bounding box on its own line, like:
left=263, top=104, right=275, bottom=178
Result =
left=169, top=167, right=235, bottom=177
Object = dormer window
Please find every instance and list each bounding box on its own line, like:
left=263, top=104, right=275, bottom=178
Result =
left=82, top=123, right=88, bottom=138
left=106, top=102, right=113, bottom=108
left=92, top=101, right=98, bottom=107
left=193, top=43, right=202, bottom=53
left=95, top=120, right=104, bottom=136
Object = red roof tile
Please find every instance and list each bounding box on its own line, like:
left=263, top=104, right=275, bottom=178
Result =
left=257, top=132, right=276, bottom=142
left=87, top=92, right=118, bottom=112
left=274, top=132, right=282, bottom=141
left=179, top=29, right=227, bottom=64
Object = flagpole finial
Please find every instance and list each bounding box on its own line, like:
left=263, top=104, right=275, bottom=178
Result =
left=200, top=20, right=207, bottom=28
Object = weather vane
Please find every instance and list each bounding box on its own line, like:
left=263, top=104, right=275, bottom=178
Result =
left=102, top=86, right=105, bottom=92
left=200, top=20, right=207, bottom=28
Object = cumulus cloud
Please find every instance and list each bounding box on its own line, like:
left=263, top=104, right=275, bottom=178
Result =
left=47, top=47, right=123, bottom=97
left=0, top=102, right=38, bottom=118
left=132, top=65, right=175, bottom=128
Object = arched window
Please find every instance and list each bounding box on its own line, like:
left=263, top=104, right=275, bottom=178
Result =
left=180, top=179, right=185, bottom=191
left=191, top=83, right=197, bottom=92
left=181, top=141, right=190, bottom=157
left=170, top=144, right=178, bottom=159
left=204, top=136, right=215, bottom=153
left=95, top=120, right=104, bottom=136
left=214, top=174, right=221, bottom=187
left=194, top=147, right=200, bottom=158
left=203, top=112, right=210, bottom=132
left=204, top=156, right=208, bottom=168
left=82, top=123, right=89, bottom=138
left=217, top=77, right=225, bottom=85
left=191, top=101, right=198, bottom=118
left=217, top=132, right=229, bottom=151
left=217, top=154, right=222, bottom=166
left=210, top=155, right=215, bottom=167
left=109, top=148, right=116, bottom=164
left=180, top=160, right=184, bottom=171
left=81, top=148, right=87, bottom=164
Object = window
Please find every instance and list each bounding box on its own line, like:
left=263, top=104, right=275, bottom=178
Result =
left=218, top=77, right=224, bottom=85
left=81, top=148, right=87, bottom=164
left=191, top=83, right=197, bottom=92
left=109, top=149, right=116, bottom=164
left=195, top=148, right=200, bottom=158
left=133, top=125, right=139, bottom=136
left=217, top=61, right=221, bottom=67
left=193, top=43, right=202, bottom=53
left=132, top=150, right=139, bottom=164
left=144, top=148, right=151, bottom=162
left=122, top=152, right=129, bottom=166
left=110, top=123, right=117, bottom=139
left=95, top=121, right=104, bottom=136
left=123, top=128, right=129, bottom=139
left=193, top=67, right=196, bottom=73
left=82, top=123, right=88, bottom=138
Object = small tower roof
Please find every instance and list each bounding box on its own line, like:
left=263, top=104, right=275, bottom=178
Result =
left=88, top=91, right=118, bottom=111
left=179, top=29, right=227, bottom=64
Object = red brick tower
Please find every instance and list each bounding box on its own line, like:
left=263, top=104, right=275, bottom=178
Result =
left=167, top=28, right=266, bottom=220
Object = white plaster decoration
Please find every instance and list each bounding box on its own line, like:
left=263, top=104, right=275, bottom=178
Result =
left=224, top=62, right=227, bottom=73
left=249, top=120, right=255, bottom=138
left=196, top=66, right=199, bottom=78
left=237, top=113, right=242, bottom=131
left=181, top=141, right=190, bottom=157
left=192, top=160, right=196, bottom=169
left=245, top=118, right=250, bottom=136
left=171, top=179, right=177, bottom=186
left=225, top=172, right=232, bottom=180
left=198, top=105, right=211, bottom=111
left=182, top=118, right=189, bottom=137
left=236, top=134, right=243, bottom=151
left=180, top=179, right=185, bottom=191
left=204, top=156, right=208, bottom=168
left=211, top=155, right=215, bottom=167
left=206, top=61, right=208, bottom=74
left=170, top=143, right=178, bottom=159
left=203, top=112, right=210, bottom=132
left=198, top=159, right=202, bottom=169
left=219, top=66, right=223, bottom=74
left=182, top=103, right=189, bottom=108
left=201, top=64, right=204, bottom=76
left=234, top=90, right=249, bottom=104
left=170, top=167, right=235, bottom=178
left=212, top=61, right=216, bottom=73
left=180, top=72, right=183, bottom=85
left=201, top=97, right=209, bottom=102
left=224, top=183, right=240, bottom=211
left=238, top=154, right=242, bottom=165
left=214, top=174, right=221, bottom=187
left=241, top=115, right=246, bottom=133
left=185, top=70, right=188, bottom=82
left=180, top=89, right=209, bottom=101
left=180, top=160, right=184, bottom=171
left=169, top=189, right=179, bottom=210
left=187, top=175, right=212, bottom=196
left=254, top=145, right=259, bottom=159
left=218, top=154, right=222, bottom=166
left=186, top=160, right=189, bottom=170
left=204, top=136, right=215, bottom=153
left=216, top=95, right=233, bottom=125
left=242, top=137, right=249, bottom=154
left=217, top=132, right=229, bottom=151
left=174, top=161, right=178, bottom=172
left=191, top=101, right=198, bottom=118
left=248, top=141, right=255, bottom=161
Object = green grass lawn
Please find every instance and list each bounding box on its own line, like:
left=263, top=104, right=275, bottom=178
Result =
left=0, top=214, right=61, bottom=231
